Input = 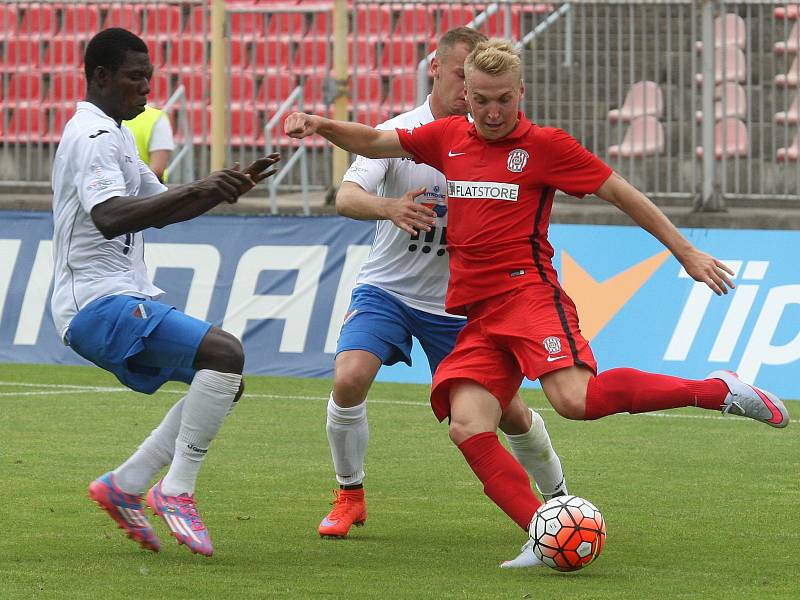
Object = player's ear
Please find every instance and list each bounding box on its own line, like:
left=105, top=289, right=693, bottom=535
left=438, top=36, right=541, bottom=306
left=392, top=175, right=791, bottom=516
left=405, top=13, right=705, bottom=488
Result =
left=430, top=56, right=440, bottom=79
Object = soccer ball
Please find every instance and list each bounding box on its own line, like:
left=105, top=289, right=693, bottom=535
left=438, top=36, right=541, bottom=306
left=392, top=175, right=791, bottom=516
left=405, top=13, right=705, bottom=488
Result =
left=528, top=495, right=606, bottom=572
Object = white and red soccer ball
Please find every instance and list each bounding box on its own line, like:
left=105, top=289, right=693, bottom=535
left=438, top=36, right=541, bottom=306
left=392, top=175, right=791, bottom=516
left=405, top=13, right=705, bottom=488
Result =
left=528, top=495, right=606, bottom=572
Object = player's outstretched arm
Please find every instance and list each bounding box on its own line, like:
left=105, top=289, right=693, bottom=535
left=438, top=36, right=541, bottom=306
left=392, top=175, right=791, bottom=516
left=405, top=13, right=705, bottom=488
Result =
left=595, top=171, right=735, bottom=295
left=284, top=112, right=410, bottom=159
left=91, top=154, right=280, bottom=238
left=336, top=182, right=436, bottom=235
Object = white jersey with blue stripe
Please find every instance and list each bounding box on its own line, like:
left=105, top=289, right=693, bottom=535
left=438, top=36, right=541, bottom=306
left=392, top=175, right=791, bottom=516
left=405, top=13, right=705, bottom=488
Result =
left=50, top=102, right=167, bottom=340
left=342, top=97, right=459, bottom=318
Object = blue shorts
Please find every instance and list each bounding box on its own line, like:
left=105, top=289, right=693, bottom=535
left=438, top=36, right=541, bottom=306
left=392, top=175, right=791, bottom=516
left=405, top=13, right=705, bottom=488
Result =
left=336, top=284, right=466, bottom=375
left=66, top=295, right=212, bottom=394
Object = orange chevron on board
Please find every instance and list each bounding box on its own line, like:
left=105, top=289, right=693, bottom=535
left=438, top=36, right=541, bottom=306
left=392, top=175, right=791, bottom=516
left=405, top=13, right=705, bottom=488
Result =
left=560, top=249, right=671, bottom=340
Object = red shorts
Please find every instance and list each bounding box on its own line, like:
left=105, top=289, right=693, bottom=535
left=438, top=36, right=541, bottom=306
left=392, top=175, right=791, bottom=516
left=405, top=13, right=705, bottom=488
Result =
left=430, top=283, right=597, bottom=421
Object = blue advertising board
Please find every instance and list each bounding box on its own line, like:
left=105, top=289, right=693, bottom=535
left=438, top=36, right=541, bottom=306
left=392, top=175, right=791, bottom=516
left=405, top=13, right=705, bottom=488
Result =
left=0, top=212, right=797, bottom=398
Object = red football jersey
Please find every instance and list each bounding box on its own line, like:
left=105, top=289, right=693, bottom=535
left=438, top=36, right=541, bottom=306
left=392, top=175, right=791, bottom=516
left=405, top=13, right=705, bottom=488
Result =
left=397, top=113, right=612, bottom=314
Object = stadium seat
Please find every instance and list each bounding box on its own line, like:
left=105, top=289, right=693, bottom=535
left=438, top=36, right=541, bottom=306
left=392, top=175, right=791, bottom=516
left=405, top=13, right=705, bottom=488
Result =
left=47, top=103, right=76, bottom=142
left=307, top=11, right=332, bottom=40
left=695, top=117, right=749, bottom=158
left=607, top=81, right=663, bottom=124
left=350, top=105, right=390, bottom=128
left=0, top=5, right=19, bottom=41
left=775, top=55, right=800, bottom=87
left=695, top=47, right=746, bottom=85
left=5, top=71, right=43, bottom=104
left=179, top=73, right=209, bottom=107
left=141, top=5, right=183, bottom=39
left=42, top=38, right=84, bottom=71
left=47, top=71, right=85, bottom=106
left=695, top=82, right=747, bottom=122
left=354, top=5, right=393, bottom=40
left=393, top=6, right=435, bottom=40
left=229, top=40, right=251, bottom=71
left=775, top=5, right=800, bottom=20
left=350, top=73, right=383, bottom=106
left=142, top=37, right=166, bottom=68
left=774, top=22, right=800, bottom=55
left=435, top=5, right=477, bottom=35
left=2, top=106, right=47, bottom=142
left=19, top=3, right=57, bottom=39
left=293, top=40, right=330, bottom=74
left=348, top=39, right=377, bottom=69
left=301, top=72, right=330, bottom=106
left=254, top=40, right=294, bottom=73
left=775, top=93, right=800, bottom=125
left=381, top=73, right=419, bottom=112
left=230, top=72, right=257, bottom=108
left=266, top=12, right=307, bottom=39
left=148, top=71, right=172, bottom=105
left=60, top=5, right=101, bottom=37
left=483, top=7, right=522, bottom=40
left=378, top=40, right=424, bottom=75
left=2, top=40, right=41, bottom=72
left=607, top=116, right=665, bottom=158
left=695, top=13, right=746, bottom=51
left=104, top=5, right=144, bottom=34
left=229, top=108, right=263, bottom=146
left=776, top=130, right=800, bottom=161
left=256, top=72, right=298, bottom=109
left=165, top=40, right=207, bottom=73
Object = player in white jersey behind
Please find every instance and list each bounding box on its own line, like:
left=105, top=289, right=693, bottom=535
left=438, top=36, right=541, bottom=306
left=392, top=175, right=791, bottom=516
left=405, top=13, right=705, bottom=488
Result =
left=50, top=28, right=279, bottom=557
left=319, top=28, right=567, bottom=567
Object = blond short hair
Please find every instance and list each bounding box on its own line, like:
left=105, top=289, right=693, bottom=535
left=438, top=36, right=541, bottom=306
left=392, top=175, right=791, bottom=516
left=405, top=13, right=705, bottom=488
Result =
left=464, top=38, right=522, bottom=81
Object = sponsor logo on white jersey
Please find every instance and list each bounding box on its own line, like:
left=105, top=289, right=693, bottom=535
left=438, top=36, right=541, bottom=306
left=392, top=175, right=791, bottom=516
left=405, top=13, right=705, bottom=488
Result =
left=446, top=180, right=519, bottom=201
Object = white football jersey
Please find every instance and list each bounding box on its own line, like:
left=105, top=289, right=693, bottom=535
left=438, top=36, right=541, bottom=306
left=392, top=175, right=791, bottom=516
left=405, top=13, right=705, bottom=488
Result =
left=51, top=102, right=167, bottom=339
left=343, top=97, right=458, bottom=317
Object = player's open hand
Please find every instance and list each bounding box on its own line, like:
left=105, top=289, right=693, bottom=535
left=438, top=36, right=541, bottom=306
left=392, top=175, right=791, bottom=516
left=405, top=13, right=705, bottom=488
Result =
left=680, top=248, right=735, bottom=295
left=284, top=113, right=318, bottom=139
left=386, top=187, right=437, bottom=235
left=233, top=154, right=281, bottom=194
left=196, top=168, right=254, bottom=204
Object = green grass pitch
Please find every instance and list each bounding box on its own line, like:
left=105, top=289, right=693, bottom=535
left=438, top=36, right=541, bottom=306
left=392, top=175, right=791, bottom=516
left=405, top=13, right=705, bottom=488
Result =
left=1, top=364, right=798, bottom=599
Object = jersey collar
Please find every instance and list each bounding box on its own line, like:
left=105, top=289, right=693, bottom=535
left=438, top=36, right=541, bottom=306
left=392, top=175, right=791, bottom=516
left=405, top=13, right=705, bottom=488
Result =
left=77, top=101, right=122, bottom=128
left=468, top=112, right=532, bottom=143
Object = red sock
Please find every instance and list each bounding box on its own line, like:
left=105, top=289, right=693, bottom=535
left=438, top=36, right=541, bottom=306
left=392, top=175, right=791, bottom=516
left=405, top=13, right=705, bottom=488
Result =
left=584, top=368, right=729, bottom=420
left=457, top=432, right=541, bottom=531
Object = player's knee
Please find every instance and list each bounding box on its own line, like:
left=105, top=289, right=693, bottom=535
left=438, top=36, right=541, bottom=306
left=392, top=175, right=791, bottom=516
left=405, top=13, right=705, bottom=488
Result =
left=195, top=328, right=244, bottom=374
left=551, top=393, right=586, bottom=420
left=448, top=420, right=473, bottom=446
left=332, top=377, right=369, bottom=408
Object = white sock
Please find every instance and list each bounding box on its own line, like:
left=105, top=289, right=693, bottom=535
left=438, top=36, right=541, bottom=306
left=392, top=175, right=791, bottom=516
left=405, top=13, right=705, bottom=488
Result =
left=161, top=369, right=241, bottom=496
left=326, top=393, right=368, bottom=486
left=505, top=409, right=567, bottom=499
left=113, top=397, right=186, bottom=495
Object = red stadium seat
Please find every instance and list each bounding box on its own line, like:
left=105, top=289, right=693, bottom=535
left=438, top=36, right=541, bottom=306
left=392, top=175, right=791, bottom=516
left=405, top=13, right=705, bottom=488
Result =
left=187, top=106, right=209, bottom=144
left=292, top=40, right=330, bottom=74
left=775, top=5, right=800, bottom=20
left=42, top=38, right=84, bottom=71
left=266, top=12, right=307, bottom=39
left=148, top=71, right=172, bottom=105
left=3, top=106, right=47, bottom=142
left=179, top=73, right=209, bottom=107
left=608, top=116, right=665, bottom=158
left=256, top=72, right=298, bottom=109
left=1, top=40, right=41, bottom=72
left=483, top=7, right=522, bottom=40
left=382, top=73, right=419, bottom=112
left=435, top=5, right=477, bottom=35
left=307, top=11, right=332, bottom=40
left=695, top=83, right=747, bottom=122
left=0, top=5, right=19, bottom=41
left=348, top=39, right=377, bottom=69
left=19, top=3, right=57, bottom=39
left=142, top=38, right=166, bottom=68
left=695, top=117, right=749, bottom=158
left=104, top=5, right=144, bottom=34
left=350, top=105, right=390, bottom=127
left=608, top=81, right=664, bottom=123
left=47, top=71, right=85, bottom=106
left=775, top=55, right=800, bottom=87
left=378, top=40, right=424, bottom=75
left=254, top=40, right=294, bottom=73
left=47, top=103, right=76, bottom=142
left=141, top=5, right=184, bottom=39
left=775, top=93, right=800, bottom=125
left=5, top=71, right=43, bottom=104
left=350, top=73, right=383, bottom=106
left=774, top=22, right=800, bottom=55
left=60, top=5, right=101, bottom=37
left=777, top=131, right=800, bottom=161
left=301, top=72, right=330, bottom=106
left=230, top=72, right=257, bottom=107
left=393, top=6, right=435, bottom=40
left=166, top=39, right=207, bottom=73
left=354, top=5, right=392, bottom=39
left=229, top=108, right=263, bottom=146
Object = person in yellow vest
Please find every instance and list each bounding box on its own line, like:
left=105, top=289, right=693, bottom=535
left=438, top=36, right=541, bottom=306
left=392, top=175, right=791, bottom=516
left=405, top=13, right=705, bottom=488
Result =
left=123, top=105, right=174, bottom=182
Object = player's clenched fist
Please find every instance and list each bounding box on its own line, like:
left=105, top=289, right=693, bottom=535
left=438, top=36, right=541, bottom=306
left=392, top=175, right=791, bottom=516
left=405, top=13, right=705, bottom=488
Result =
left=285, top=112, right=318, bottom=139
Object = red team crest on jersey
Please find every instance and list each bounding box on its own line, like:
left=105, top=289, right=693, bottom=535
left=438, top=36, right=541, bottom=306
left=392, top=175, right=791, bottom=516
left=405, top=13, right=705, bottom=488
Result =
left=507, top=149, right=529, bottom=173
left=543, top=336, right=562, bottom=354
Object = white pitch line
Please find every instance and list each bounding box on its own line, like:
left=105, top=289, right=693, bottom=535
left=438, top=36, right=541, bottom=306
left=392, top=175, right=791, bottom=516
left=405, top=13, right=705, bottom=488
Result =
left=0, top=380, right=795, bottom=425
